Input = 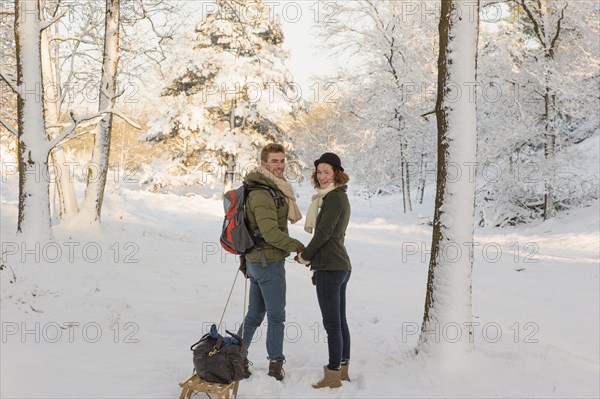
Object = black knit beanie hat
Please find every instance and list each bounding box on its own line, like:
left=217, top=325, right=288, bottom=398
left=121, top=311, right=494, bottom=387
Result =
left=314, top=152, right=344, bottom=172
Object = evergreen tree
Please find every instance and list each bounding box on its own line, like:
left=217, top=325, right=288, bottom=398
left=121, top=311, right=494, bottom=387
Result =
left=141, top=0, right=302, bottom=192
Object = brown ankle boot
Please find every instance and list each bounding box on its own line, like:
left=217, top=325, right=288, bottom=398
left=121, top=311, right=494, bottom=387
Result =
left=268, top=360, right=285, bottom=381
left=341, top=363, right=350, bottom=382
left=312, top=365, right=342, bottom=389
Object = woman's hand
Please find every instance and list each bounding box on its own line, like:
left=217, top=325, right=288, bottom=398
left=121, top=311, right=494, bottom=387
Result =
left=296, top=252, right=311, bottom=265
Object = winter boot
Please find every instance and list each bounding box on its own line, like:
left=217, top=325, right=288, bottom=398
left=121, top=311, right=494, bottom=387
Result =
left=268, top=360, right=285, bottom=381
left=312, top=365, right=342, bottom=389
left=340, top=362, right=350, bottom=382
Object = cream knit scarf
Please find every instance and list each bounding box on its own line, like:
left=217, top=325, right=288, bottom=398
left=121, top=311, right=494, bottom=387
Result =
left=304, top=183, right=336, bottom=234
left=256, top=165, right=303, bottom=224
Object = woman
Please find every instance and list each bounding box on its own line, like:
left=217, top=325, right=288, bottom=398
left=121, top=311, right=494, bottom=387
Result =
left=297, top=152, right=352, bottom=389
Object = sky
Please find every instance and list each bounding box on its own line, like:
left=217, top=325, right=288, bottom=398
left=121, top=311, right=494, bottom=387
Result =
left=176, top=0, right=339, bottom=100
left=278, top=1, right=339, bottom=98
left=278, top=0, right=509, bottom=97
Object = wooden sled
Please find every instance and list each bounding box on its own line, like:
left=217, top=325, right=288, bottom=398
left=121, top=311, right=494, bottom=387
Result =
left=178, top=374, right=239, bottom=399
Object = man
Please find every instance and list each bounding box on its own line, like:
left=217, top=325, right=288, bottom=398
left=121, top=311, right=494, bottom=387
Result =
left=238, top=143, right=304, bottom=381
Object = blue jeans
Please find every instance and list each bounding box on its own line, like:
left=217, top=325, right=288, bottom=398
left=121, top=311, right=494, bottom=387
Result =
left=315, top=270, right=351, bottom=369
left=238, top=259, right=286, bottom=361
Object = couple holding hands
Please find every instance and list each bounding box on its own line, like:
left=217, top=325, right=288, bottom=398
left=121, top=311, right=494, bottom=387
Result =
left=237, top=143, right=352, bottom=389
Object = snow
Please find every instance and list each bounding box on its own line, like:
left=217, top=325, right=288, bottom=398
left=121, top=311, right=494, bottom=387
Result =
left=1, top=175, right=598, bottom=398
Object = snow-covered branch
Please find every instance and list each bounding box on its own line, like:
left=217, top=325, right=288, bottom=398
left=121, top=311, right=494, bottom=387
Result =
left=113, top=111, right=142, bottom=130
left=40, top=9, right=68, bottom=31
left=349, top=111, right=367, bottom=120
left=53, top=129, right=95, bottom=147
left=517, top=0, right=546, bottom=45
left=58, top=27, right=91, bottom=107
left=139, top=1, right=174, bottom=44
left=49, top=36, right=95, bottom=44
left=0, top=72, right=19, bottom=93
left=482, top=0, right=507, bottom=8
left=550, top=4, right=568, bottom=51
left=46, top=110, right=141, bottom=152
left=46, top=112, right=104, bottom=152
left=0, top=116, right=18, bottom=136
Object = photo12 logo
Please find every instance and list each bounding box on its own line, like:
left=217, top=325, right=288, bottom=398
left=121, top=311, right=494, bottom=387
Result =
left=1, top=161, right=140, bottom=185
left=401, top=321, right=540, bottom=344
left=401, top=240, right=539, bottom=264
left=1, top=321, right=140, bottom=344
left=199, top=1, right=341, bottom=24
left=1, top=241, right=140, bottom=264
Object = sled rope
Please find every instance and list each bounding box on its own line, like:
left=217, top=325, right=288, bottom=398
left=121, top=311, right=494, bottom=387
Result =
left=242, top=274, right=247, bottom=339
left=218, top=269, right=239, bottom=327
left=217, top=268, right=248, bottom=340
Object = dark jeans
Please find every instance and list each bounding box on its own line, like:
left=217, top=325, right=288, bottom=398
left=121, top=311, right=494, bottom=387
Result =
left=315, top=270, right=351, bottom=369
left=238, top=259, right=286, bottom=361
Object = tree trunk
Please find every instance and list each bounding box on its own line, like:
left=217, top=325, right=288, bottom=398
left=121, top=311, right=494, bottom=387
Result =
left=40, top=16, right=79, bottom=220
left=15, top=0, right=53, bottom=241
left=224, top=153, right=235, bottom=194
left=223, top=99, right=237, bottom=195
left=543, top=67, right=557, bottom=219
left=401, top=158, right=412, bottom=213
left=417, top=153, right=426, bottom=204
left=397, top=113, right=412, bottom=213
left=418, top=0, right=480, bottom=357
left=79, top=0, right=120, bottom=223
left=516, top=0, right=566, bottom=220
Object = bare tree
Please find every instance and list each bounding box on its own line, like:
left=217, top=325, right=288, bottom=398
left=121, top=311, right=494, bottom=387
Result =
left=78, top=0, right=120, bottom=223
left=40, top=4, right=79, bottom=220
left=418, top=0, right=480, bottom=357
left=318, top=0, right=437, bottom=209
left=513, top=0, right=568, bottom=220
left=1, top=0, right=133, bottom=239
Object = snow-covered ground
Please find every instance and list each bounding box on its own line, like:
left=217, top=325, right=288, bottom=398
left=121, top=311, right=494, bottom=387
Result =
left=1, top=176, right=598, bottom=398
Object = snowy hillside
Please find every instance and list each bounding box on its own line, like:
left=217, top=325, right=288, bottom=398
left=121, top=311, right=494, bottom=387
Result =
left=1, top=177, right=598, bottom=398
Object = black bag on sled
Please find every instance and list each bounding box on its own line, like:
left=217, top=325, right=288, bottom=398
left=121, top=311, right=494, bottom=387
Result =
left=190, top=324, right=248, bottom=384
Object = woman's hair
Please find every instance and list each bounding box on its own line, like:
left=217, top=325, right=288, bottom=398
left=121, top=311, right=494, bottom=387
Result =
left=260, top=143, right=286, bottom=161
left=311, top=167, right=349, bottom=189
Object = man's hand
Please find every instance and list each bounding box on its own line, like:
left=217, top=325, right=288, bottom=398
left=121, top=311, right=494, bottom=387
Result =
left=296, top=252, right=310, bottom=265
left=296, top=243, right=305, bottom=253
left=239, top=255, right=248, bottom=278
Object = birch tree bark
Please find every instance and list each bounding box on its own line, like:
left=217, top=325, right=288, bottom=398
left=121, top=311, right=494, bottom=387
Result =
left=78, top=0, right=120, bottom=223
left=418, top=0, right=480, bottom=357
left=14, top=0, right=53, bottom=241
left=40, top=10, right=78, bottom=220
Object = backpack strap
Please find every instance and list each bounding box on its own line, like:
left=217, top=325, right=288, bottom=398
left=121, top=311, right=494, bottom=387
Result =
left=244, top=183, right=284, bottom=210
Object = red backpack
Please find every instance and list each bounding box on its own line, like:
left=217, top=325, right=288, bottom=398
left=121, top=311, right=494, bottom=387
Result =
left=220, top=183, right=282, bottom=255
